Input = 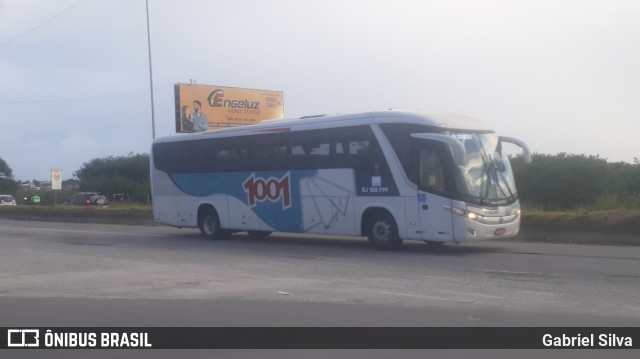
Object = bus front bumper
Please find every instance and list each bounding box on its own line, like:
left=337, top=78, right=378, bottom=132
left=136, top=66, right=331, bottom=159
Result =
left=452, top=215, right=520, bottom=243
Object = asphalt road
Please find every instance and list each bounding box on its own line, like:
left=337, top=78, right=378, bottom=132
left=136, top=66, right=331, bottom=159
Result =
left=1, top=219, right=639, bottom=358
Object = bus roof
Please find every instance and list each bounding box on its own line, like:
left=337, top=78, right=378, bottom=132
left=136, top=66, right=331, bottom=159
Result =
left=154, top=110, right=494, bottom=143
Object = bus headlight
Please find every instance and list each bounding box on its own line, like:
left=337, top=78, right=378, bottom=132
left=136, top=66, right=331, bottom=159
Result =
left=443, top=206, right=483, bottom=222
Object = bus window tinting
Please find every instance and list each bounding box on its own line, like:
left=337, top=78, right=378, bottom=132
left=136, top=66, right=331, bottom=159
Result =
left=153, top=125, right=390, bottom=173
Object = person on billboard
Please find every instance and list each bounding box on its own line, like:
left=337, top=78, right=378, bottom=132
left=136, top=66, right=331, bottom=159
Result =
left=180, top=105, right=193, bottom=133
left=192, top=100, right=209, bottom=132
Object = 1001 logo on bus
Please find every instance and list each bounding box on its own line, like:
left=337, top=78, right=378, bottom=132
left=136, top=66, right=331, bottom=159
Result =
left=242, top=172, right=291, bottom=209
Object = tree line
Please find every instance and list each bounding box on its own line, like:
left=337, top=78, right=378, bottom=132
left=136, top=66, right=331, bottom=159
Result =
left=0, top=153, right=150, bottom=205
left=74, top=153, right=151, bottom=203
left=0, top=156, right=18, bottom=195
left=510, top=153, right=640, bottom=210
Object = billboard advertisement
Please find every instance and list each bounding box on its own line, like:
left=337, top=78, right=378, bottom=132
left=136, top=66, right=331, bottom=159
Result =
left=174, top=84, right=285, bottom=133
left=51, top=168, right=62, bottom=190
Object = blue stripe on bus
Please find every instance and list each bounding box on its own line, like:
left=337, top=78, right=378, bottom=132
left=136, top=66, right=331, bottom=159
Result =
left=169, top=170, right=315, bottom=232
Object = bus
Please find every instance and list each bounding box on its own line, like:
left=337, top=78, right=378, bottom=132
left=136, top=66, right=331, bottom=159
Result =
left=151, top=110, right=531, bottom=250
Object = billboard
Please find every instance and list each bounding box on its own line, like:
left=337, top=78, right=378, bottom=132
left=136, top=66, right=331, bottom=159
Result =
left=51, top=168, right=62, bottom=190
left=174, top=84, right=285, bottom=133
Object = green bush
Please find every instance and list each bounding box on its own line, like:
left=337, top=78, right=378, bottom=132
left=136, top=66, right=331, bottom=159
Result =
left=592, top=193, right=640, bottom=211
left=0, top=156, right=18, bottom=195
left=511, top=153, right=640, bottom=210
left=75, top=153, right=150, bottom=203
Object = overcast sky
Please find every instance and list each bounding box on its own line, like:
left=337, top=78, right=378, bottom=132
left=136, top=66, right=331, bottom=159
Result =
left=1, top=0, right=639, bottom=181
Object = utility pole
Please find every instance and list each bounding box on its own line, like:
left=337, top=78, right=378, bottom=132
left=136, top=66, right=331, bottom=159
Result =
left=145, top=0, right=156, bottom=139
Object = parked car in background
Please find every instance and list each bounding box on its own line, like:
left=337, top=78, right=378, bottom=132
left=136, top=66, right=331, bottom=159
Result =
left=0, top=194, right=17, bottom=206
left=63, top=192, right=108, bottom=206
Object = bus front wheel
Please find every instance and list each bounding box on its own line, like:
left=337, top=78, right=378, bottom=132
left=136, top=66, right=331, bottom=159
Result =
left=198, top=208, right=230, bottom=240
left=366, top=212, right=402, bottom=250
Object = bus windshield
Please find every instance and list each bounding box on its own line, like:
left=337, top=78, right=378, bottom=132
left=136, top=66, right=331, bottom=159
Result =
left=450, top=132, right=517, bottom=206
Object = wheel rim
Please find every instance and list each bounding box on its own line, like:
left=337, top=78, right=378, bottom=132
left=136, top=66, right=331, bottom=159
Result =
left=372, top=220, right=391, bottom=243
left=203, top=215, right=216, bottom=235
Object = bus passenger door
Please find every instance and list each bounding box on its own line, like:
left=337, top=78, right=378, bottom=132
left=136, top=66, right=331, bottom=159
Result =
left=411, top=141, right=454, bottom=242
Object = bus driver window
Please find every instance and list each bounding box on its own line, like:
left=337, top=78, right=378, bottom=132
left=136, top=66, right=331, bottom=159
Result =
left=419, top=150, right=446, bottom=193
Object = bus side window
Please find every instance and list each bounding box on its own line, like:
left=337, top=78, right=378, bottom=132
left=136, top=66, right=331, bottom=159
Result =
left=215, top=138, right=248, bottom=172
left=291, top=144, right=306, bottom=157
left=380, top=123, right=433, bottom=176
left=290, top=133, right=310, bottom=170
left=332, top=126, right=377, bottom=170
left=419, top=150, right=446, bottom=193
left=290, top=130, right=332, bottom=169
left=249, top=133, right=288, bottom=170
left=184, top=140, right=214, bottom=173
left=163, top=142, right=185, bottom=173
left=153, top=143, right=173, bottom=172
left=349, top=140, right=370, bottom=156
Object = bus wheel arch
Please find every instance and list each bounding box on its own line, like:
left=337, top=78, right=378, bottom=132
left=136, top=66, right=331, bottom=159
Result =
left=361, top=207, right=403, bottom=250
left=197, top=204, right=231, bottom=240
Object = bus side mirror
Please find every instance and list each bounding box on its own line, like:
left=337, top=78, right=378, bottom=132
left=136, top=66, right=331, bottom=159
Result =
left=499, top=136, right=532, bottom=164
left=410, top=133, right=467, bottom=166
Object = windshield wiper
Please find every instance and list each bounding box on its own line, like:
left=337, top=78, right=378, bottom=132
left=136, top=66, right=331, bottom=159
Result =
left=478, top=140, right=515, bottom=202
left=478, top=150, right=494, bottom=201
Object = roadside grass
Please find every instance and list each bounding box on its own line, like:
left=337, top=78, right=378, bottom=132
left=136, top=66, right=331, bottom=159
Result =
left=593, top=193, right=640, bottom=211
left=522, top=194, right=640, bottom=227
left=522, top=209, right=640, bottom=227
left=0, top=202, right=152, bottom=216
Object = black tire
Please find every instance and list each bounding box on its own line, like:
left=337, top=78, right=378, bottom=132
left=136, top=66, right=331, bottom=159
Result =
left=366, top=212, right=402, bottom=250
left=198, top=208, right=231, bottom=240
left=247, top=230, right=272, bottom=239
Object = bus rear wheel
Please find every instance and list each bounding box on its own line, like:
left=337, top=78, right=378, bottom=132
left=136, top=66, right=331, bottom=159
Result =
left=366, top=212, right=402, bottom=250
left=198, top=208, right=231, bottom=240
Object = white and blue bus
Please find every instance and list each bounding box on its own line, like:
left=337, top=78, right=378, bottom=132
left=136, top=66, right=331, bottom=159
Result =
left=151, top=110, right=531, bottom=250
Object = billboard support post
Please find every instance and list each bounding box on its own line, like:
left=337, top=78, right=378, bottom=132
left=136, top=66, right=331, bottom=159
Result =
left=51, top=168, right=62, bottom=206
left=146, top=0, right=156, bottom=139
